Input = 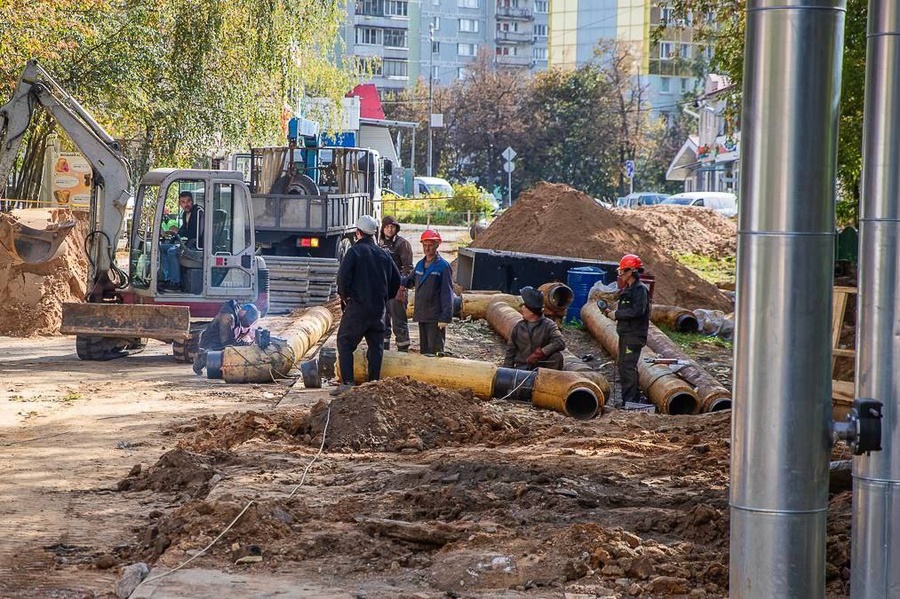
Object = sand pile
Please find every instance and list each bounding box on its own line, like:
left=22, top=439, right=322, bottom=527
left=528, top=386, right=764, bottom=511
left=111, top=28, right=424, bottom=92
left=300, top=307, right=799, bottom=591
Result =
left=473, top=183, right=732, bottom=310
left=0, top=208, right=89, bottom=336
left=621, top=204, right=736, bottom=259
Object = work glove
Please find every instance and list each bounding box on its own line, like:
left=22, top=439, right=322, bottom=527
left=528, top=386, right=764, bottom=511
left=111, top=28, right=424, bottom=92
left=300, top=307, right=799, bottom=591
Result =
left=396, top=287, right=408, bottom=302
left=526, top=348, right=545, bottom=367
left=437, top=322, right=447, bottom=330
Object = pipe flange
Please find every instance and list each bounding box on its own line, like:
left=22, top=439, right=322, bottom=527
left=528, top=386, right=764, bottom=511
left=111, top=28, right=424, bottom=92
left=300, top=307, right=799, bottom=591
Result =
left=300, top=359, right=322, bottom=388
left=206, top=350, right=224, bottom=380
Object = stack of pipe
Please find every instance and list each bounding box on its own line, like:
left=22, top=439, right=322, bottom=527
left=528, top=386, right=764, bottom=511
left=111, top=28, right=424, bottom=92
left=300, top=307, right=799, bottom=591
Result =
left=206, top=306, right=333, bottom=384
left=580, top=300, right=700, bottom=415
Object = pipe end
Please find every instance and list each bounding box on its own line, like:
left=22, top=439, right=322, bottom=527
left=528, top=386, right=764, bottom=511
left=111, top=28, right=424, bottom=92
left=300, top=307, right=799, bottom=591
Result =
left=667, top=392, right=700, bottom=415
left=674, top=314, right=700, bottom=333
left=565, top=388, right=600, bottom=420
left=206, top=350, right=224, bottom=380
left=707, top=397, right=732, bottom=412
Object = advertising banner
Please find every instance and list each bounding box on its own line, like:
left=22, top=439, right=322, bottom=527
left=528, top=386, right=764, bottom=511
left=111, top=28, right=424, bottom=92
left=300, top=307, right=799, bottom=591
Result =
left=51, top=152, right=91, bottom=207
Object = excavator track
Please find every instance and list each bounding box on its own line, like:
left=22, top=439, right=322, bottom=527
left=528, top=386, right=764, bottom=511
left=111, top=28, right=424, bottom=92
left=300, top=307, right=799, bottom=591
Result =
left=75, top=335, right=146, bottom=361
left=172, top=330, right=200, bottom=363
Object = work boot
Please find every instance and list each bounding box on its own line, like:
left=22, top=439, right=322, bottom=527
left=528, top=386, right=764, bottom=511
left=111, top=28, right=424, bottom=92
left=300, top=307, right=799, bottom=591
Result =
left=397, top=344, right=409, bottom=353
left=383, top=339, right=390, bottom=350
left=329, top=383, right=353, bottom=397
left=192, top=350, right=206, bottom=375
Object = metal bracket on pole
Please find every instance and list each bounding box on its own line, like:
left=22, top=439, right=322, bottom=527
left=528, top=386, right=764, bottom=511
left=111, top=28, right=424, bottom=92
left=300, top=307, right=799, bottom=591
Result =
left=833, top=398, right=883, bottom=456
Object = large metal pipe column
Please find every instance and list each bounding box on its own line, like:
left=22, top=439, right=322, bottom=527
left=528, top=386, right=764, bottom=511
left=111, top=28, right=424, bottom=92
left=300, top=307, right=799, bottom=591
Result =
left=852, top=3, right=900, bottom=596
left=730, top=1, right=845, bottom=596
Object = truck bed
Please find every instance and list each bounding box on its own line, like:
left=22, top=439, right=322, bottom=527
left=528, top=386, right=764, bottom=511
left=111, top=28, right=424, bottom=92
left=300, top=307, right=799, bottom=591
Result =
left=251, top=192, right=372, bottom=234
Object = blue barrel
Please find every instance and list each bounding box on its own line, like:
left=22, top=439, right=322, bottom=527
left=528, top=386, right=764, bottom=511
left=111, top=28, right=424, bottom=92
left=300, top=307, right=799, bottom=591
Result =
left=566, top=266, right=614, bottom=322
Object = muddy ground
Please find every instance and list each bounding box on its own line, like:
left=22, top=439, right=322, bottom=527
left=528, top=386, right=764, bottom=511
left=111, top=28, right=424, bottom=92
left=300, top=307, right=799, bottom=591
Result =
left=0, top=313, right=855, bottom=599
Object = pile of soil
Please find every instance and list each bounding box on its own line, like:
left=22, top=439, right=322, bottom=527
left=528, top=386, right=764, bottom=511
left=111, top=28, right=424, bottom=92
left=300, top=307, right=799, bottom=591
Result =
left=622, top=204, right=736, bottom=259
left=0, top=208, right=89, bottom=336
left=474, top=183, right=732, bottom=310
left=310, top=377, right=524, bottom=451
left=117, top=448, right=226, bottom=500
left=176, top=410, right=307, bottom=452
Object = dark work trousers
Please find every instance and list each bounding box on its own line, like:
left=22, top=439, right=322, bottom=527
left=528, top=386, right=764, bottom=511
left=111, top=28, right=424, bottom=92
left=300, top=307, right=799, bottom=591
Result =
left=534, top=351, right=565, bottom=371
left=383, top=298, right=410, bottom=351
left=419, top=322, right=446, bottom=356
left=618, top=335, right=645, bottom=404
left=337, top=304, right=386, bottom=383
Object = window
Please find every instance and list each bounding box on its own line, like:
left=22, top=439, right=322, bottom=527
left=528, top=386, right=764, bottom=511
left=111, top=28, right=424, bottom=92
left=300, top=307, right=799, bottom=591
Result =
left=679, top=43, right=691, bottom=59
left=659, top=42, right=673, bottom=60
left=660, top=6, right=674, bottom=25
left=459, top=18, right=479, bottom=32
left=383, top=59, right=408, bottom=77
left=356, top=27, right=380, bottom=45
left=432, top=41, right=440, bottom=53
left=660, top=76, right=671, bottom=93
left=533, top=24, right=547, bottom=37
left=383, top=28, right=407, bottom=48
left=357, top=56, right=383, bottom=76
left=357, top=0, right=383, bottom=15
left=681, top=77, right=690, bottom=93
left=458, top=43, right=477, bottom=56
left=432, top=16, right=440, bottom=30
left=384, top=0, right=408, bottom=16
left=458, top=0, right=478, bottom=7
left=496, top=46, right=509, bottom=55
left=532, top=47, right=547, bottom=60
left=534, top=0, right=548, bottom=12
left=458, top=67, right=470, bottom=79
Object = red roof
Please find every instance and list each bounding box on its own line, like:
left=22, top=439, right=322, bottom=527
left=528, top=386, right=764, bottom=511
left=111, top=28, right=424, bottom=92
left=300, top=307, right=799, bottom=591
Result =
left=348, top=84, right=385, bottom=120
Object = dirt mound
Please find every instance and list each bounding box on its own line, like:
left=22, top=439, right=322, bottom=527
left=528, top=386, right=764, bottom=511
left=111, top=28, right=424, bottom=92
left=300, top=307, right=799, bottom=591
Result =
left=622, top=204, right=736, bottom=259
left=0, top=209, right=90, bottom=336
left=176, top=410, right=306, bottom=452
left=473, top=183, right=732, bottom=310
left=117, top=448, right=225, bottom=500
left=310, top=377, right=524, bottom=451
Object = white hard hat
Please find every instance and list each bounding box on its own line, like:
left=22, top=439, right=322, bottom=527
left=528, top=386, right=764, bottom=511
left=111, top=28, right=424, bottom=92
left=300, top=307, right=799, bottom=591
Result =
left=356, top=215, right=379, bottom=235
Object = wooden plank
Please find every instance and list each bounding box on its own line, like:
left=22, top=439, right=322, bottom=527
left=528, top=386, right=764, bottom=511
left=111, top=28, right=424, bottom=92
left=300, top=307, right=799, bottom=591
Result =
left=834, top=286, right=858, bottom=295
left=832, top=348, right=855, bottom=358
left=833, top=380, right=855, bottom=404
left=60, top=303, right=191, bottom=340
left=832, top=288, right=849, bottom=372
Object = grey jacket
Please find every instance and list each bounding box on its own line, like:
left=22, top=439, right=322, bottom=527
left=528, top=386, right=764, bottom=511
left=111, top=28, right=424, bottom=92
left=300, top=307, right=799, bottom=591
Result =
left=503, top=316, right=566, bottom=368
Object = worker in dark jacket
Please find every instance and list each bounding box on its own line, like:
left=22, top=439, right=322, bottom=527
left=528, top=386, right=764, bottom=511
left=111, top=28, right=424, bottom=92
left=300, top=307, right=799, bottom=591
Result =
left=334, top=215, right=402, bottom=394
left=379, top=215, right=414, bottom=352
left=160, top=190, right=204, bottom=291
left=601, top=254, right=651, bottom=404
left=503, top=286, right=566, bottom=370
left=192, top=299, right=260, bottom=375
left=406, top=229, right=454, bottom=356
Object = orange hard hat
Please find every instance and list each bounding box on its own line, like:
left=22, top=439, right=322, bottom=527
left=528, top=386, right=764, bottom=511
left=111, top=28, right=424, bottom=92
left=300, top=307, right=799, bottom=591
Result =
left=420, top=229, right=442, bottom=243
left=618, top=254, right=643, bottom=271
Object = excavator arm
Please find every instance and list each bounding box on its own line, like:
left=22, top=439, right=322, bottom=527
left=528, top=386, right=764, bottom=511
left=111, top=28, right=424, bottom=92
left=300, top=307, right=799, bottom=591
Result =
left=0, top=60, right=131, bottom=292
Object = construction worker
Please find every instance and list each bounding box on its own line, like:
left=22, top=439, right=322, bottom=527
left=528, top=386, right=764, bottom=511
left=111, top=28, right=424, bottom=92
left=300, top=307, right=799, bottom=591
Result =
left=601, top=254, right=651, bottom=404
left=160, top=191, right=204, bottom=291
left=503, top=286, right=566, bottom=370
left=193, top=299, right=261, bottom=375
left=333, top=215, right=402, bottom=394
left=379, top=215, right=413, bottom=352
left=406, top=228, right=454, bottom=356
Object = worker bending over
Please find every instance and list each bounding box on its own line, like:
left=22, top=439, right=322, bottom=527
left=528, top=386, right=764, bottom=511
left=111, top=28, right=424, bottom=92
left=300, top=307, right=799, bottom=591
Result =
left=503, top=286, right=566, bottom=370
left=193, top=299, right=261, bottom=375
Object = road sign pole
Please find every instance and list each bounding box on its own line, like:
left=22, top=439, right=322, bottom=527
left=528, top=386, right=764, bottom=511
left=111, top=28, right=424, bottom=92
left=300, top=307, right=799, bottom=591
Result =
left=507, top=168, right=512, bottom=208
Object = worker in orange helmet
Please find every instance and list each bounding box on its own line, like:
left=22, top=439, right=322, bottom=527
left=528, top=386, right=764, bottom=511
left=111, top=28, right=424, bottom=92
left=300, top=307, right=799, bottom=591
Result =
left=405, top=228, right=454, bottom=355
left=600, top=254, right=651, bottom=405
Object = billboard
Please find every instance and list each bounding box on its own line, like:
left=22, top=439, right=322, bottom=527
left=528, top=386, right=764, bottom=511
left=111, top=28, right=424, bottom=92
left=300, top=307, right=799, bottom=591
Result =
left=50, top=152, right=91, bottom=207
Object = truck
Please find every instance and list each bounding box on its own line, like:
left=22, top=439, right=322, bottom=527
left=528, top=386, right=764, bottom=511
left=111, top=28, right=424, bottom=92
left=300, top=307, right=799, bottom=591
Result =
left=0, top=60, right=268, bottom=361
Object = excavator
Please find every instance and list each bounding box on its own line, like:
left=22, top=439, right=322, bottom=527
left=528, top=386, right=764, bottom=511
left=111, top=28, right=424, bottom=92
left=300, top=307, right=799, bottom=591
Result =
left=0, top=60, right=268, bottom=360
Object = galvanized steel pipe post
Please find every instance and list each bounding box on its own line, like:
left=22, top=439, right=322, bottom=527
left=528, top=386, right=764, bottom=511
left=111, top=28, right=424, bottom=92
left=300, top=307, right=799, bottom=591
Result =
left=731, top=1, right=845, bottom=596
left=852, top=2, right=900, bottom=596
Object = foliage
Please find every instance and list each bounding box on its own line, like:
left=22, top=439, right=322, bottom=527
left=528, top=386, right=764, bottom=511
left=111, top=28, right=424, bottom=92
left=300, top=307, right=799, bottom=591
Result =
left=382, top=188, right=492, bottom=226
left=674, top=253, right=735, bottom=284
left=447, top=182, right=494, bottom=216
left=662, top=325, right=733, bottom=352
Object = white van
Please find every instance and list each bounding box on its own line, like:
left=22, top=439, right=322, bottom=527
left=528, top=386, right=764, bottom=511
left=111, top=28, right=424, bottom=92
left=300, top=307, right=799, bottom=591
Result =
left=414, top=176, right=454, bottom=198
left=663, top=192, right=738, bottom=217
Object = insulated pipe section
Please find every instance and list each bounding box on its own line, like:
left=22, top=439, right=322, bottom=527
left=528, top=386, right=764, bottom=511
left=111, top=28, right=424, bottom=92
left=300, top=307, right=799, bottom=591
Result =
left=650, top=304, right=700, bottom=334
left=538, top=282, right=574, bottom=317
left=731, top=2, right=845, bottom=597
left=341, top=349, right=601, bottom=419
left=645, top=323, right=731, bottom=413
left=580, top=301, right=700, bottom=415
left=459, top=293, right=521, bottom=320
left=852, top=2, right=900, bottom=596
left=207, top=306, right=333, bottom=383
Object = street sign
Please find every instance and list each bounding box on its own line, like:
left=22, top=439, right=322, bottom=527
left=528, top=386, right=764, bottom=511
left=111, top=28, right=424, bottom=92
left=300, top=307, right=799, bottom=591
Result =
left=503, top=161, right=516, bottom=173
left=502, top=146, right=517, bottom=161
left=624, top=160, right=635, bottom=180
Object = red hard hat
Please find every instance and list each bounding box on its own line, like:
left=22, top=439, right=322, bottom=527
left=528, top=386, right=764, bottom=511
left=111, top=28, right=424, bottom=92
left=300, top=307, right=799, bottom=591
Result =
left=619, top=254, right=643, bottom=271
left=420, top=229, right=442, bottom=243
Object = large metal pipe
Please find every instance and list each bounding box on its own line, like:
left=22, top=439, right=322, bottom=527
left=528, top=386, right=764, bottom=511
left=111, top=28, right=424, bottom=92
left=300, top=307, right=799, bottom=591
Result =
left=731, top=1, right=845, bottom=596
left=852, top=2, right=900, bottom=596
left=580, top=301, right=700, bottom=415
left=538, top=282, right=574, bottom=318
left=645, top=323, right=731, bottom=412
left=207, top=306, right=333, bottom=383
left=340, top=348, right=602, bottom=419
left=650, top=304, right=699, bottom=334
left=459, top=293, right=521, bottom=320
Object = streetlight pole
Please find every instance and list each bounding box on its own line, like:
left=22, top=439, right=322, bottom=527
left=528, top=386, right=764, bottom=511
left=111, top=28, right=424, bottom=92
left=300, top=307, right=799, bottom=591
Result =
left=427, top=23, right=434, bottom=177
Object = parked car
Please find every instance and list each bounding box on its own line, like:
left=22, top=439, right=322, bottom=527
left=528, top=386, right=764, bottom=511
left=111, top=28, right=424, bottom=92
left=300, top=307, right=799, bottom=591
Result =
left=617, top=192, right=670, bottom=208
left=663, top=192, right=738, bottom=217
left=413, top=176, right=454, bottom=198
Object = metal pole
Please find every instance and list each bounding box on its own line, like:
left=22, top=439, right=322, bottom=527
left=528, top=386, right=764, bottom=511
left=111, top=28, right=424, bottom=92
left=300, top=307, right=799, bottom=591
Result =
left=730, top=1, right=845, bottom=597
left=427, top=23, right=434, bottom=177
left=507, top=167, right=511, bottom=207
left=852, top=3, right=900, bottom=596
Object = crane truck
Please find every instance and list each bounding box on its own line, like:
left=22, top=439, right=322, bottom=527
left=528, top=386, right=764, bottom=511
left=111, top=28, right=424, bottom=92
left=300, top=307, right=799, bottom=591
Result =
left=0, top=60, right=268, bottom=361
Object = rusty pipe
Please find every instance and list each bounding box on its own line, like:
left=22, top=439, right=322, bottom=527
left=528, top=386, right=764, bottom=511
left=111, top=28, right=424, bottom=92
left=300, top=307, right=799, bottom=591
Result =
left=646, top=323, right=732, bottom=412
left=207, top=306, right=333, bottom=383
left=459, top=293, right=521, bottom=320
left=340, top=348, right=600, bottom=419
left=651, top=304, right=700, bottom=334
left=581, top=300, right=700, bottom=415
left=538, top=282, right=574, bottom=315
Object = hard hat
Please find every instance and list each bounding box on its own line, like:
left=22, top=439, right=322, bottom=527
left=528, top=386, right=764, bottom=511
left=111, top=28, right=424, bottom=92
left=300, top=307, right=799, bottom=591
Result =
left=240, top=303, right=261, bottom=327
left=520, top=286, right=544, bottom=313
left=420, top=229, right=442, bottom=243
left=355, top=215, right=379, bottom=236
left=382, top=215, right=400, bottom=231
left=618, top=254, right=643, bottom=272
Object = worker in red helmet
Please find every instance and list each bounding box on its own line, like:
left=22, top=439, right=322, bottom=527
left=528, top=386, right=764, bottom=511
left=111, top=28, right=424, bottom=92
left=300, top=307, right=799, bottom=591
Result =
left=600, top=254, right=651, bottom=405
left=406, top=228, right=454, bottom=355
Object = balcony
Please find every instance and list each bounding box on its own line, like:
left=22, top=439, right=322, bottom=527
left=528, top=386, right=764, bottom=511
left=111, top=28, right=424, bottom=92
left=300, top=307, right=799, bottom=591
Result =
left=495, top=30, right=534, bottom=44
left=496, top=6, right=533, bottom=20
left=495, top=54, right=535, bottom=67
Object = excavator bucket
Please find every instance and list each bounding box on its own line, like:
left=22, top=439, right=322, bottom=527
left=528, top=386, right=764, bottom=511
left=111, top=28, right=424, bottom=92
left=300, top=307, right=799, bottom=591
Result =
left=61, top=303, right=192, bottom=341
left=0, top=210, right=77, bottom=264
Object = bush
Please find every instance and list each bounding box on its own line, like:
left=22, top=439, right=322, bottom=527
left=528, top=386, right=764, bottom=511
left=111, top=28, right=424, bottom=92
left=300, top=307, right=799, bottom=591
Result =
left=381, top=182, right=494, bottom=225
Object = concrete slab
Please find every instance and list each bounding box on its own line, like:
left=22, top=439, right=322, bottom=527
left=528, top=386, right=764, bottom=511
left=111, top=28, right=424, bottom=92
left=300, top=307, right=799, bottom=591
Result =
left=131, top=568, right=353, bottom=598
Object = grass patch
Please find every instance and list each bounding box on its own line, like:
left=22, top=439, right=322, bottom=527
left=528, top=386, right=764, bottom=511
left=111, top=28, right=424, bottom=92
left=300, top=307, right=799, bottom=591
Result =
left=675, top=253, right=735, bottom=285
left=61, top=391, right=83, bottom=402
left=660, top=325, right=733, bottom=355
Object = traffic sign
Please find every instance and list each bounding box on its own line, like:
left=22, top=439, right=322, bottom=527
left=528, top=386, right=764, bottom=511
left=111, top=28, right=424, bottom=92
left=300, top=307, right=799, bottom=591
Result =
left=503, top=161, right=516, bottom=173
left=624, top=160, right=635, bottom=180
left=502, top=146, right=517, bottom=162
